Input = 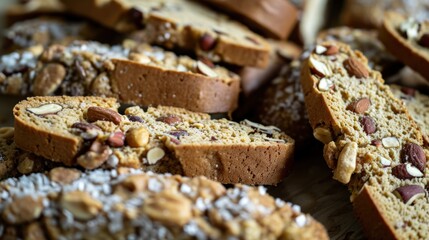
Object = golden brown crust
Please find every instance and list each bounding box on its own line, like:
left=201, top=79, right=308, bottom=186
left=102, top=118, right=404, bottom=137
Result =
left=379, top=11, right=429, bottom=83
left=203, top=0, right=298, bottom=39
left=110, top=59, right=240, bottom=113
left=353, top=185, right=400, bottom=240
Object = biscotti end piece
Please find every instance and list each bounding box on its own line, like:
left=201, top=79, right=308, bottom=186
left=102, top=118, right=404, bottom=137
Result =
left=61, top=0, right=271, bottom=67
left=13, top=96, right=120, bottom=165
left=0, top=168, right=328, bottom=239
left=379, top=11, right=429, bottom=82
left=13, top=96, right=294, bottom=184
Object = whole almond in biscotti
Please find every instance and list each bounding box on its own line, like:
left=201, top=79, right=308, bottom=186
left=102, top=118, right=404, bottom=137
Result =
left=301, top=40, right=428, bottom=239
left=13, top=96, right=295, bottom=185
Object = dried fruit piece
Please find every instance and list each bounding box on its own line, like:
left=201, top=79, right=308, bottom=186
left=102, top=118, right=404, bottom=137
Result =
left=318, top=78, right=334, bottom=91
left=333, top=142, right=358, bottom=184
left=343, top=57, right=369, bottom=78
left=126, top=127, right=150, bottom=147
left=196, top=61, right=218, bottom=77
left=309, top=57, right=331, bottom=77
left=61, top=191, right=102, bottom=220
left=107, top=132, right=125, bottom=148
left=157, top=115, right=181, bottom=125
left=199, top=33, right=217, bottom=51
left=27, top=103, right=63, bottom=115
left=87, top=106, right=122, bottom=124
left=382, top=137, right=400, bottom=148
left=49, top=167, right=81, bottom=185
left=77, top=141, right=110, bottom=169
left=147, top=147, right=165, bottom=165
left=392, top=163, right=424, bottom=179
left=394, top=185, right=425, bottom=204
left=168, top=130, right=189, bottom=138
left=2, top=196, right=43, bottom=224
left=401, top=143, right=426, bottom=172
left=346, top=98, right=371, bottom=114
left=360, top=116, right=377, bottom=135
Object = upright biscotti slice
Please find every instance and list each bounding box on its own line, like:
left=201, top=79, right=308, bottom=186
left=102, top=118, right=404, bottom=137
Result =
left=0, top=168, right=328, bottom=239
left=14, top=96, right=294, bottom=184
left=301, top=41, right=429, bottom=239
left=0, top=40, right=240, bottom=113
left=379, top=11, right=429, bottom=82
left=60, top=0, right=271, bottom=67
left=202, top=0, right=298, bottom=39
left=390, top=85, right=429, bottom=145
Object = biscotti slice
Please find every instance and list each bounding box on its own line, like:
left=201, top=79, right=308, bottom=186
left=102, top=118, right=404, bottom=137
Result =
left=4, top=0, right=65, bottom=26
left=379, top=11, right=429, bottom=82
left=317, top=27, right=402, bottom=77
left=0, top=40, right=240, bottom=113
left=60, top=0, right=271, bottom=67
left=390, top=85, right=429, bottom=146
left=301, top=41, right=429, bottom=239
left=0, top=127, right=60, bottom=180
left=255, top=59, right=312, bottom=146
left=0, top=168, right=328, bottom=239
left=14, top=96, right=295, bottom=184
left=202, top=0, right=298, bottom=39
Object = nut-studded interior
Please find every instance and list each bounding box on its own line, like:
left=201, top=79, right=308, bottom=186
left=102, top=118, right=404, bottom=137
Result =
left=302, top=41, right=429, bottom=238
left=13, top=96, right=293, bottom=184
left=0, top=168, right=327, bottom=239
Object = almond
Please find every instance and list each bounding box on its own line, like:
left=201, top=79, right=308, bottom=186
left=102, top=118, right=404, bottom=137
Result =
left=360, top=116, right=377, bottom=135
left=27, top=103, right=63, bottom=115
left=392, top=163, right=424, bottom=179
left=346, top=98, right=371, bottom=114
left=401, top=143, right=426, bottom=172
left=309, top=57, right=331, bottom=78
left=394, top=185, right=425, bottom=204
left=199, top=33, right=217, bottom=51
left=196, top=61, right=218, bottom=78
left=343, top=57, right=369, bottom=78
left=87, top=106, right=121, bottom=124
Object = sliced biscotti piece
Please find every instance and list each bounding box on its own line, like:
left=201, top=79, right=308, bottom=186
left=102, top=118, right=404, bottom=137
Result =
left=14, top=96, right=294, bottom=184
left=0, top=40, right=240, bottom=113
left=379, top=11, right=429, bottom=82
left=61, top=0, right=270, bottom=67
left=301, top=41, right=429, bottom=238
left=317, top=27, right=402, bottom=77
left=0, top=168, right=328, bottom=239
left=4, top=0, right=65, bottom=26
left=0, top=127, right=59, bottom=180
left=255, top=60, right=312, bottom=146
left=390, top=85, right=429, bottom=145
left=202, top=0, right=298, bottom=39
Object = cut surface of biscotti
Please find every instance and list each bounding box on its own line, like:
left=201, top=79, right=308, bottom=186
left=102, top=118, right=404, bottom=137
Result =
left=60, top=0, right=271, bottom=67
left=255, top=59, right=312, bottom=146
left=0, top=127, right=60, bottom=180
left=301, top=41, right=428, bottom=239
left=379, top=11, right=429, bottom=82
left=0, top=40, right=240, bottom=113
left=13, top=96, right=295, bottom=185
left=202, top=0, right=298, bottom=39
left=317, top=27, right=402, bottom=77
left=0, top=168, right=328, bottom=239
left=390, top=84, right=429, bottom=146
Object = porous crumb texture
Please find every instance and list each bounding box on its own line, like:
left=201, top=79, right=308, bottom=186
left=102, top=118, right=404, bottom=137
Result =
left=255, top=60, right=311, bottom=145
left=317, top=27, right=402, bottom=77
left=301, top=41, right=429, bottom=239
left=0, top=40, right=240, bottom=113
left=60, top=0, right=271, bottom=67
left=390, top=85, right=429, bottom=146
left=341, top=0, right=429, bottom=28
left=0, top=127, right=59, bottom=180
left=13, top=96, right=294, bottom=185
left=380, top=11, right=429, bottom=82
left=0, top=168, right=328, bottom=240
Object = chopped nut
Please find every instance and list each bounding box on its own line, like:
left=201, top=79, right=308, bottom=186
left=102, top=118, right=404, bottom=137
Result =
left=400, top=87, right=416, bottom=97
left=317, top=78, right=334, bottom=91
left=49, top=167, right=81, bottom=185
left=24, top=222, right=47, bottom=240
left=243, top=119, right=280, bottom=134
left=143, top=190, right=192, bottom=226
left=27, top=103, right=63, bottom=115
left=87, top=106, right=122, bottom=124
left=61, top=191, right=102, bottom=220
left=314, top=45, right=327, bottom=55
left=168, top=130, right=189, bottom=138
left=401, top=143, right=426, bottom=172
left=33, top=63, right=66, bottom=95
left=196, top=61, right=218, bottom=78
left=199, top=33, right=217, bottom=51
left=382, top=137, right=400, bottom=148
left=147, top=147, right=165, bottom=165
left=107, top=131, right=125, bottom=147
left=399, top=18, right=420, bottom=40
left=394, top=185, right=425, bottom=204
left=380, top=156, right=392, bottom=167
left=77, top=141, right=110, bottom=169
left=346, top=98, right=371, bottom=114
left=333, top=142, right=358, bottom=184
left=360, top=116, right=377, bottom=135
left=343, top=57, right=369, bottom=78
left=392, top=163, right=424, bottom=179
left=126, top=127, right=150, bottom=147
left=157, top=115, right=181, bottom=125
left=313, top=127, right=333, bottom=144
left=2, top=196, right=43, bottom=224
left=17, top=156, right=35, bottom=174
left=127, top=115, right=144, bottom=123
left=418, top=33, right=429, bottom=48
left=309, top=57, right=331, bottom=77
left=72, top=122, right=102, bottom=132
left=324, top=45, right=339, bottom=55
